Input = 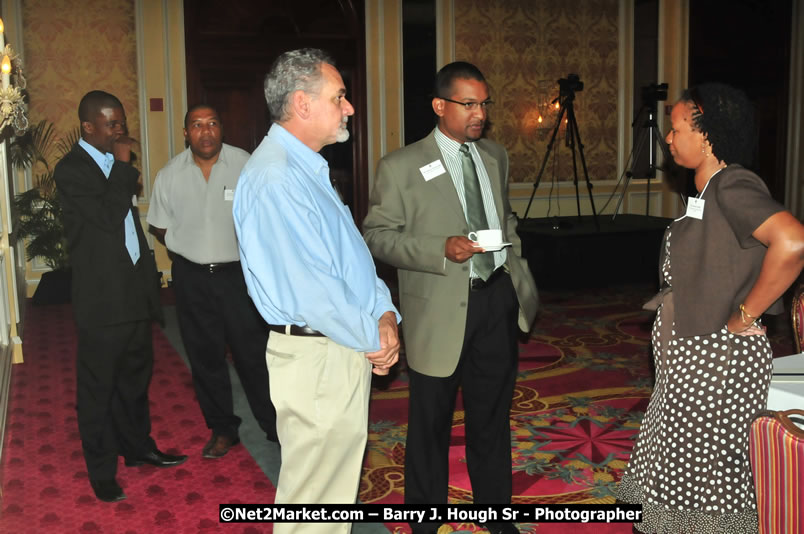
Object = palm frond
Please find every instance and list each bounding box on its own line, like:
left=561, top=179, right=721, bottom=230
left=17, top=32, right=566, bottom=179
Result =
left=11, top=119, right=72, bottom=270
left=55, top=127, right=81, bottom=159
left=9, top=119, right=58, bottom=171
left=33, top=169, right=56, bottom=195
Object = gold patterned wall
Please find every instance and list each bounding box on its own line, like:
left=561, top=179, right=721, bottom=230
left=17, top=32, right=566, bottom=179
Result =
left=456, top=0, right=620, bottom=183
left=22, top=0, right=139, bottom=169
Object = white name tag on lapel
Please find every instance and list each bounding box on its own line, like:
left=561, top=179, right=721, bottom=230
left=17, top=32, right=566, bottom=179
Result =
left=224, top=187, right=235, bottom=201
left=419, top=160, right=446, bottom=181
left=686, top=197, right=705, bottom=219
left=132, top=194, right=137, bottom=206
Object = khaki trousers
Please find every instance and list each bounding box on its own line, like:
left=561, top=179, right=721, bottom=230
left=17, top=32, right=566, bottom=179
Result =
left=266, top=332, right=372, bottom=534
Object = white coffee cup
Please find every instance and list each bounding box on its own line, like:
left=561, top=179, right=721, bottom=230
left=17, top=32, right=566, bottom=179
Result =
left=468, top=229, right=503, bottom=247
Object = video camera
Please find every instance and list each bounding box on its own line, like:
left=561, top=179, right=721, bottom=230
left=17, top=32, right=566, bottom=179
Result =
left=641, top=82, right=668, bottom=107
left=558, top=74, right=583, bottom=95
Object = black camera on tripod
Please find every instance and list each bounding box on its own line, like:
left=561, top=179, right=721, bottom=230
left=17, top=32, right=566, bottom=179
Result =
left=558, top=74, right=584, bottom=95
left=641, top=82, right=668, bottom=107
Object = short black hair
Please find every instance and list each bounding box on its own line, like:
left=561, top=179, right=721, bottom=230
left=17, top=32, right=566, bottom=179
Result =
left=433, top=61, right=486, bottom=99
left=78, top=90, right=123, bottom=123
left=184, top=103, right=220, bottom=129
left=681, top=83, right=755, bottom=166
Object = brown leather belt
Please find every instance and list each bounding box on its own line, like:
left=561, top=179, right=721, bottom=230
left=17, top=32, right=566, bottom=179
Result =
left=469, top=267, right=508, bottom=291
left=267, top=324, right=325, bottom=337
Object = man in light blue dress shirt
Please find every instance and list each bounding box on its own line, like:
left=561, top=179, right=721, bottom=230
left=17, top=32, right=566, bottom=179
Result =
left=233, top=48, right=400, bottom=534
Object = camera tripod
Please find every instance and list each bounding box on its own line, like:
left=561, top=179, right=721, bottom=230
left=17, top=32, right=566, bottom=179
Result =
left=524, top=88, right=599, bottom=229
left=613, top=102, right=671, bottom=218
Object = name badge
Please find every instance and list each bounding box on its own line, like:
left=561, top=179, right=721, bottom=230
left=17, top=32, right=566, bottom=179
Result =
left=419, top=160, right=446, bottom=181
left=224, top=187, right=235, bottom=201
left=686, top=197, right=705, bottom=219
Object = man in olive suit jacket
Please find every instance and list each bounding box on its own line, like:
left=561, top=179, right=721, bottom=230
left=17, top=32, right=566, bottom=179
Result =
left=363, top=62, right=539, bottom=534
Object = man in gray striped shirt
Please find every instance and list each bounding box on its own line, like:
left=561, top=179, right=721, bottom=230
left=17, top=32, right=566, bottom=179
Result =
left=364, top=62, right=539, bottom=534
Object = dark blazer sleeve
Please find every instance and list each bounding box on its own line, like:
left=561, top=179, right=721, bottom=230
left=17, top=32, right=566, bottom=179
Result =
left=55, top=156, right=139, bottom=238
left=55, top=145, right=162, bottom=328
left=669, top=166, right=784, bottom=336
left=717, top=167, right=784, bottom=247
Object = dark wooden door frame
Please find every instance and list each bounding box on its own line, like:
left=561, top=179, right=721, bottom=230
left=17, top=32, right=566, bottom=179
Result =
left=183, top=0, right=370, bottom=224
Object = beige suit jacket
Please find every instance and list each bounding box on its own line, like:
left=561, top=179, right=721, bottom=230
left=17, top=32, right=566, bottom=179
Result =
left=363, top=130, right=539, bottom=377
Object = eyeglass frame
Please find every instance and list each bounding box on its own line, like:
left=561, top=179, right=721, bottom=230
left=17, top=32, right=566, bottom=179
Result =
left=438, top=96, right=494, bottom=111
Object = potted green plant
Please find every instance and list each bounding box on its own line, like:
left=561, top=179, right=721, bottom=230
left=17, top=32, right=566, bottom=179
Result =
left=10, top=120, right=79, bottom=304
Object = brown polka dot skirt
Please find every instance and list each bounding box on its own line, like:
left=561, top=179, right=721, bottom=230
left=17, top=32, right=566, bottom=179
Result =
left=616, top=231, right=771, bottom=533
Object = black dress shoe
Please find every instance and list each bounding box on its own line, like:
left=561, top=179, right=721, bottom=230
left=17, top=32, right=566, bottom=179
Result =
left=125, top=447, right=188, bottom=468
left=202, top=433, right=240, bottom=459
left=90, top=479, right=126, bottom=502
left=483, top=522, right=519, bottom=534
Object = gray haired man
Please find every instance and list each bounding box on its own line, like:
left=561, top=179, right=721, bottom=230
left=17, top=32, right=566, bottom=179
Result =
left=233, top=49, right=401, bottom=534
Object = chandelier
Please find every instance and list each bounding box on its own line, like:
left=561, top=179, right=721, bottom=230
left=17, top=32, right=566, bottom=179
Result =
left=0, top=17, right=28, bottom=137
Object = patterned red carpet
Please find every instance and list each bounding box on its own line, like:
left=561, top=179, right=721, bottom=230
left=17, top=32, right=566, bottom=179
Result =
left=1, top=285, right=793, bottom=533
left=360, top=284, right=794, bottom=534
left=0, top=302, right=276, bottom=534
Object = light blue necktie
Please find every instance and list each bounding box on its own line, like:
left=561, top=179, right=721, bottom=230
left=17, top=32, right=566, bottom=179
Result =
left=101, top=154, right=140, bottom=265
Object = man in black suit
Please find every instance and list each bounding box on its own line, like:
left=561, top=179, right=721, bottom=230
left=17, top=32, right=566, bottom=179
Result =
left=54, top=90, right=188, bottom=503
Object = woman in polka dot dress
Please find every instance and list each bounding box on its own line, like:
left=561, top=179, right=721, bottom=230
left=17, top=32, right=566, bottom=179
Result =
left=616, top=83, right=804, bottom=533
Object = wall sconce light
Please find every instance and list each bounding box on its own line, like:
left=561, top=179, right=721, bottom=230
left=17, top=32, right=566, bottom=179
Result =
left=0, top=17, right=29, bottom=137
left=521, top=80, right=561, bottom=140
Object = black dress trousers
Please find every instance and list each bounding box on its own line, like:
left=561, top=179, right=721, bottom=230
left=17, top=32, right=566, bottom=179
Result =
left=404, top=272, right=520, bottom=533
left=76, top=319, right=156, bottom=481
left=171, top=255, right=277, bottom=441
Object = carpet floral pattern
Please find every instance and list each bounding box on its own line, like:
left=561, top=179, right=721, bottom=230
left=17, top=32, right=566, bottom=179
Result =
left=1, top=285, right=792, bottom=533
left=0, top=302, right=276, bottom=534
left=359, top=285, right=793, bottom=533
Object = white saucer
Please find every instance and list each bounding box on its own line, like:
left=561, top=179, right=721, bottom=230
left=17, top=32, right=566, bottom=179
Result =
left=472, top=242, right=512, bottom=252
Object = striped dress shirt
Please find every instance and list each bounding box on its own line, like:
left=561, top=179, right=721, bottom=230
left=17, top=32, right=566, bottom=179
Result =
left=433, top=127, right=507, bottom=277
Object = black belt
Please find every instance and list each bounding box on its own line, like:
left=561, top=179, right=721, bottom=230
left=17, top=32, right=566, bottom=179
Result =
left=469, top=267, right=508, bottom=291
left=176, top=255, right=240, bottom=275
left=267, top=324, right=326, bottom=337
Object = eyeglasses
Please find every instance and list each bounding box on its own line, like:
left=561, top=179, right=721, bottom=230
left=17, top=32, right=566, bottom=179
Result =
left=439, top=97, right=494, bottom=111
